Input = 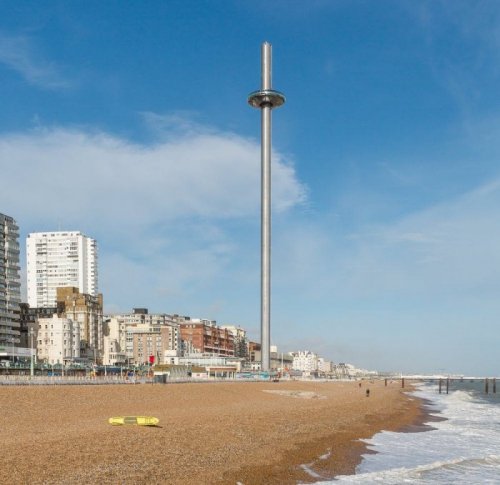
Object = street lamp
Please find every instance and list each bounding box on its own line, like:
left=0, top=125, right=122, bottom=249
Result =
left=29, top=328, right=35, bottom=377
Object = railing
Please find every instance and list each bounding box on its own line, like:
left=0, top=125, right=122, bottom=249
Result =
left=0, top=375, right=153, bottom=385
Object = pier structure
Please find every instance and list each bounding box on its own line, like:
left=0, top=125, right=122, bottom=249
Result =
left=248, top=43, right=285, bottom=371
left=400, top=375, right=499, bottom=395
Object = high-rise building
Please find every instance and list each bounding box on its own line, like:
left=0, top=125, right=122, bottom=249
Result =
left=26, top=231, right=98, bottom=308
left=0, top=213, right=21, bottom=345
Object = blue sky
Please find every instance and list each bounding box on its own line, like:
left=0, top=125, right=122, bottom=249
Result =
left=1, top=1, right=500, bottom=375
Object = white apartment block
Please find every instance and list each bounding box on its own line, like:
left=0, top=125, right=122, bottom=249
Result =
left=0, top=213, right=21, bottom=345
left=26, top=231, right=98, bottom=308
left=292, top=350, right=318, bottom=373
left=37, top=314, right=80, bottom=365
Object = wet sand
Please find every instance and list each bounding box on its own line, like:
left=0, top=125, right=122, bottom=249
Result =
left=0, top=379, right=423, bottom=484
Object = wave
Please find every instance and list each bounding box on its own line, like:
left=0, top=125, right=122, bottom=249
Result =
left=326, top=384, right=500, bottom=484
left=333, top=454, right=500, bottom=483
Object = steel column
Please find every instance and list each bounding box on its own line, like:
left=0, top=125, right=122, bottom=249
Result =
left=248, top=42, right=285, bottom=372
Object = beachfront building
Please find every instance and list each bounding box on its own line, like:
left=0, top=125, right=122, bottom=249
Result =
left=37, top=314, right=80, bottom=365
left=26, top=231, right=98, bottom=308
left=18, top=304, right=57, bottom=356
left=0, top=213, right=21, bottom=346
left=292, top=351, right=318, bottom=374
left=341, top=363, right=378, bottom=378
left=177, top=354, right=241, bottom=377
left=18, top=303, right=35, bottom=349
left=317, top=357, right=333, bottom=374
left=250, top=345, right=293, bottom=372
left=104, top=309, right=181, bottom=364
left=131, top=324, right=178, bottom=365
left=102, top=317, right=127, bottom=366
left=269, top=346, right=294, bottom=371
left=220, top=324, right=248, bottom=359
left=56, top=287, right=103, bottom=361
left=179, top=319, right=234, bottom=357
left=248, top=341, right=261, bottom=360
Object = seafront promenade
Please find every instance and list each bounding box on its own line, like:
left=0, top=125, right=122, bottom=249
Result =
left=0, top=374, right=155, bottom=385
left=0, top=379, right=421, bottom=484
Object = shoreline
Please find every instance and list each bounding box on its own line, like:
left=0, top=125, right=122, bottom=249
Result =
left=319, top=388, right=446, bottom=483
left=1, top=380, right=425, bottom=484
left=225, top=381, right=429, bottom=484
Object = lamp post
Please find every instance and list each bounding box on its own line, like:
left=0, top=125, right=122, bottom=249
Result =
left=248, top=42, right=286, bottom=372
left=29, top=328, right=34, bottom=377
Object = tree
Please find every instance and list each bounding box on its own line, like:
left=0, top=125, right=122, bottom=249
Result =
left=234, top=335, right=248, bottom=360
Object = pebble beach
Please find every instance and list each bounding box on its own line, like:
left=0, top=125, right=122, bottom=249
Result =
left=0, top=380, right=422, bottom=484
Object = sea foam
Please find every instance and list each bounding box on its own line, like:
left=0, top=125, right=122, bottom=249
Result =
left=327, top=383, right=500, bottom=483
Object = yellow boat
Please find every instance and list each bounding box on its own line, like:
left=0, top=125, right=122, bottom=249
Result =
left=108, top=416, right=159, bottom=426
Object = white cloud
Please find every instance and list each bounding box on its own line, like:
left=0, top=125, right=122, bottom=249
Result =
left=0, top=120, right=306, bottom=314
left=0, top=123, right=306, bottom=232
left=0, top=33, right=71, bottom=90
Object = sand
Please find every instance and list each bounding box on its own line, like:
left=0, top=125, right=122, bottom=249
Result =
left=0, top=379, right=422, bottom=484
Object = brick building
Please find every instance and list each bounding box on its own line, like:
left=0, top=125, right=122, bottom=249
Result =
left=180, top=320, right=234, bottom=356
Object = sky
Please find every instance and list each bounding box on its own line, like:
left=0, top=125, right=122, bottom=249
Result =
left=1, top=0, right=500, bottom=375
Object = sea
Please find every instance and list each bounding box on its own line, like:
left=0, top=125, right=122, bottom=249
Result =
left=328, top=381, right=500, bottom=484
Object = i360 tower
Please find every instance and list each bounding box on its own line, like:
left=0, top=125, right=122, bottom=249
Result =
left=248, top=43, right=286, bottom=372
